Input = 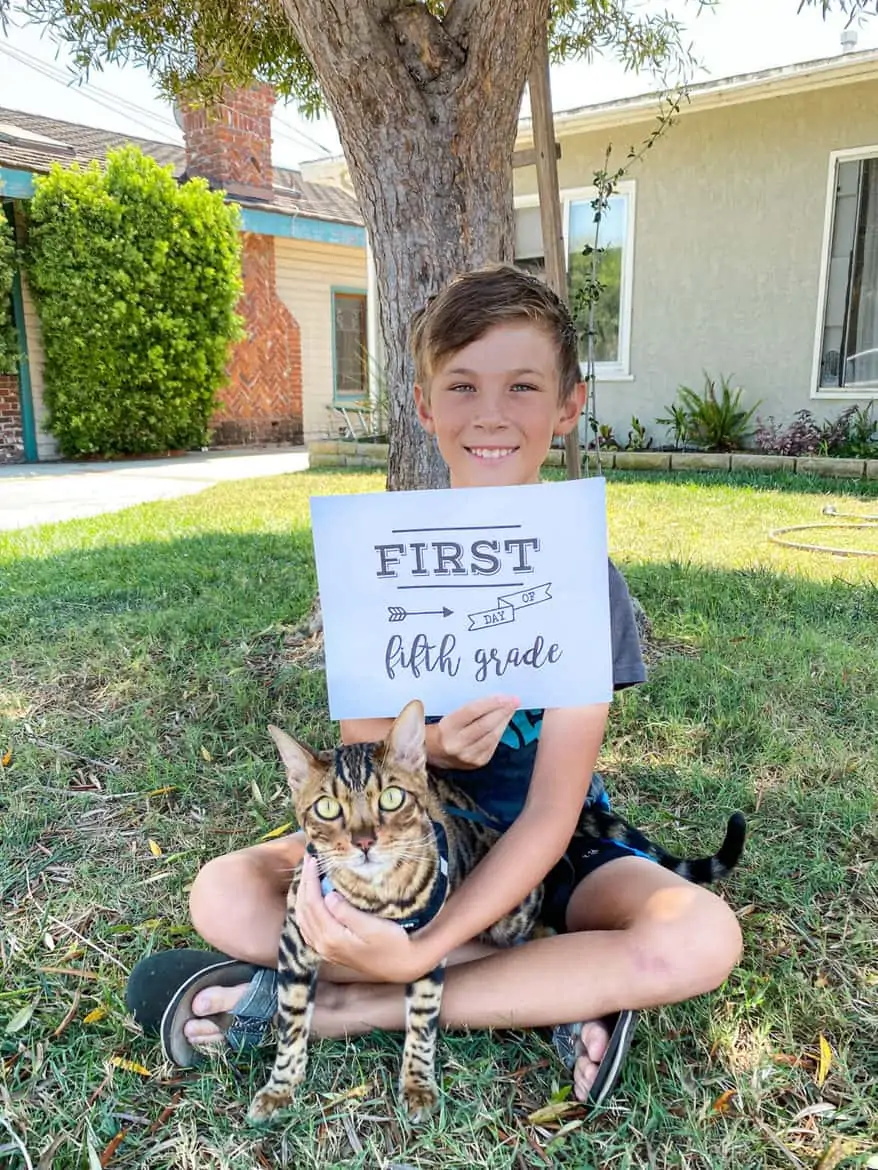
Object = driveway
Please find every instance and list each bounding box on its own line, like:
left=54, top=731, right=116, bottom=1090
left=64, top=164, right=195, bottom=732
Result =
left=0, top=447, right=310, bottom=531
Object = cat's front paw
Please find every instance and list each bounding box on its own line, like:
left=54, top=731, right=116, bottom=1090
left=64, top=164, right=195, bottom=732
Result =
left=248, top=1084, right=295, bottom=1124
left=401, top=1078, right=439, bottom=1124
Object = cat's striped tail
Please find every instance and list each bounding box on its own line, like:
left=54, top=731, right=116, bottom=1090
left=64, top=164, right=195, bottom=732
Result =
left=580, top=810, right=747, bottom=884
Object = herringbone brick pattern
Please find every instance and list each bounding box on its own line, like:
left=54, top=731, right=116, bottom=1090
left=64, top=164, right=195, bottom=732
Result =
left=213, top=233, right=303, bottom=446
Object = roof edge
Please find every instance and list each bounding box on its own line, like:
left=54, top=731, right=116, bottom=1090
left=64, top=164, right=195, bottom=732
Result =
left=516, top=47, right=878, bottom=145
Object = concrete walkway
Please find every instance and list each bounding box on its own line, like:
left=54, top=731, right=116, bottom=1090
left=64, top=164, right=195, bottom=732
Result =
left=0, top=447, right=309, bottom=531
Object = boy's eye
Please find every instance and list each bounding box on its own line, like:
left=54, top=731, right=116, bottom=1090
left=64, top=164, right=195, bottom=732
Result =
left=314, top=796, right=342, bottom=820
left=448, top=383, right=476, bottom=393
left=378, top=786, right=406, bottom=812
left=511, top=382, right=539, bottom=393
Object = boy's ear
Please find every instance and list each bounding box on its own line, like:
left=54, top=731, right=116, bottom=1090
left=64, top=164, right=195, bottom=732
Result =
left=413, top=384, right=436, bottom=435
left=268, top=724, right=317, bottom=793
left=554, top=381, right=586, bottom=435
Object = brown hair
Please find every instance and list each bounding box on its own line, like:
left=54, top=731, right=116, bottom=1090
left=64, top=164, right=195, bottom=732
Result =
left=409, top=264, right=581, bottom=401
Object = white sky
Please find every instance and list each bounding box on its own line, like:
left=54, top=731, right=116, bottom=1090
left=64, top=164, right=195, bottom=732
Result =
left=0, top=0, right=875, bottom=169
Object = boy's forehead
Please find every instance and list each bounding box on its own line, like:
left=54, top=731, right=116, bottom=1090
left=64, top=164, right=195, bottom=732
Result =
left=433, top=321, right=559, bottom=376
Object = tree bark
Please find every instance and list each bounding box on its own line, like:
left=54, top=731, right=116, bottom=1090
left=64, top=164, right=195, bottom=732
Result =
left=281, top=0, right=548, bottom=490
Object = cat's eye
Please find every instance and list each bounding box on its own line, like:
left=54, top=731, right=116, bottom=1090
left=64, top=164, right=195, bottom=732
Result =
left=378, top=786, right=406, bottom=812
left=314, top=796, right=342, bottom=820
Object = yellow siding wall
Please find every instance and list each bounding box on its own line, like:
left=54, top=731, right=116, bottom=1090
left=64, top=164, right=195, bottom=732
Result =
left=515, top=78, right=878, bottom=439
left=274, top=237, right=368, bottom=441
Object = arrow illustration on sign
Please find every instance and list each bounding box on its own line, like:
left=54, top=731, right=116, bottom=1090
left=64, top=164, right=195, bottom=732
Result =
left=466, top=583, right=552, bottom=631
left=388, top=606, right=454, bottom=622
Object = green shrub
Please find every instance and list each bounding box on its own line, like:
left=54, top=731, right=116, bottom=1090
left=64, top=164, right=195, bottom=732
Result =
left=0, top=210, right=18, bottom=375
left=26, top=146, right=243, bottom=457
left=671, top=372, right=760, bottom=452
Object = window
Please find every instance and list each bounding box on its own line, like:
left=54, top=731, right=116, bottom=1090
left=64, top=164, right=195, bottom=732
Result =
left=332, top=290, right=368, bottom=398
left=816, top=150, right=878, bottom=394
left=514, top=183, right=635, bottom=378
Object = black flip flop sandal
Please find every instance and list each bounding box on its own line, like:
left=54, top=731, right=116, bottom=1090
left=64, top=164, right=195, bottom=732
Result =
left=551, top=1010, right=638, bottom=1107
left=125, top=949, right=277, bottom=1068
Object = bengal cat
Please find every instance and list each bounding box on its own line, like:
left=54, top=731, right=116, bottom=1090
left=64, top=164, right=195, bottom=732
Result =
left=248, top=699, right=745, bottom=1124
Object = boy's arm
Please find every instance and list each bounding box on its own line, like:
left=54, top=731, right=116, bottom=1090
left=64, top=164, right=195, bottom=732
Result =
left=413, top=702, right=609, bottom=966
left=341, top=695, right=519, bottom=771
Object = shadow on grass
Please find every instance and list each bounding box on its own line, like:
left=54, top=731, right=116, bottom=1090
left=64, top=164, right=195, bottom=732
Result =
left=1, top=536, right=876, bottom=1168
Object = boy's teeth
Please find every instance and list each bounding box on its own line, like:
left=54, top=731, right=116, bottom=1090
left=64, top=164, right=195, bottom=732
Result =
left=471, top=447, right=515, bottom=459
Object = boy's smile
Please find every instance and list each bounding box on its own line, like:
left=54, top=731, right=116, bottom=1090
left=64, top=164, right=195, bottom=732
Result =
left=414, top=322, right=584, bottom=489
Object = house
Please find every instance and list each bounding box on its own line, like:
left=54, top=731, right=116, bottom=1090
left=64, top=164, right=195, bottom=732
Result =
left=305, top=43, right=878, bottom=447
left=511, top=44, right=878, bottom=443
left=0, top=87, right=368, bottom=462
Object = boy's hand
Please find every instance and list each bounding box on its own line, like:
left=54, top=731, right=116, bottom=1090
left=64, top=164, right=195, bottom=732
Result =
left=295, top=855, right=432, bottom=983
left=432, top=695, right=519, bottom=770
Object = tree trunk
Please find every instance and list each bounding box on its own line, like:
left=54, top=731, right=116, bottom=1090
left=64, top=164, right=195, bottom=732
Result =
left=281, top=0, right=547, bottom=490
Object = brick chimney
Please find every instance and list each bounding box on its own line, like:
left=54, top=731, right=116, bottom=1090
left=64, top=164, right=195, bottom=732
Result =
left=179, top=84, right=304, bottom=448
left=180, top=84, right=276, bottom=203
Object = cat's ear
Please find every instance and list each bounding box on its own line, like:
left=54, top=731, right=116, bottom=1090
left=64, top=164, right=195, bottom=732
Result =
left=385, top=700, right=427, bottom=772
left=268, top=724, right=316, bottom=792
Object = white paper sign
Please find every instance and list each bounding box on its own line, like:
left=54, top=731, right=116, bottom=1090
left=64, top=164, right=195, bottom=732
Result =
left=310, top=478, right=612, bottom=719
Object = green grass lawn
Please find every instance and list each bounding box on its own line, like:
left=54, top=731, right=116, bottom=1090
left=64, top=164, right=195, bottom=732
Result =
left=1, top=468, right=876, bottom=1170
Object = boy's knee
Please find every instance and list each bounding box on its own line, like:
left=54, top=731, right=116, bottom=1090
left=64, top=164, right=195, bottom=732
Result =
left=189, top=851, right=253, bottom=938
left=631, top=888, right=742, bottom=997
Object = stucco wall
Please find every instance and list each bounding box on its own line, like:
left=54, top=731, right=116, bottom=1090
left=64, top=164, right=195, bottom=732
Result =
left=274, top=236, right=368, bottom=442
left=514, top=77, right=878, bottom=443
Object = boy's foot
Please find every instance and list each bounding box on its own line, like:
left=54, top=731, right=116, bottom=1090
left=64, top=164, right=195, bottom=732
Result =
left=551, top=1010, right=638, bottom=1106
left=125, top=949, right=277, bottom=1067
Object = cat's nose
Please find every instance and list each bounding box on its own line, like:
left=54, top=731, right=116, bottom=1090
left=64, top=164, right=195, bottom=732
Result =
left=353, top=835, right=375, bottom=855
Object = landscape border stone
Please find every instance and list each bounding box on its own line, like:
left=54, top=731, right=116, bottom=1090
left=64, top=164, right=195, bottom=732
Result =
left=307, top=441, right=877, bottom=482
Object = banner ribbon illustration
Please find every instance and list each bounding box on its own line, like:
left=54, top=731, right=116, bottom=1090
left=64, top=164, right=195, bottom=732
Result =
left=466, top=582, right=552, bottom=631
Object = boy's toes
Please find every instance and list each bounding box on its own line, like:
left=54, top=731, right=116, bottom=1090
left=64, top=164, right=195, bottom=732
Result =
left=573, top=1019, right=610, bottom=1100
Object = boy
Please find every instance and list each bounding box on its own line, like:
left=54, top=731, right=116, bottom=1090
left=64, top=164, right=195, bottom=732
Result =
left=127, top=265, right=742, bottom=1105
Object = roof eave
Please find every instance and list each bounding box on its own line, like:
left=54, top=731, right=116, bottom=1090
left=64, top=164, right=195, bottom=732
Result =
left=516, top=49, right=878, bottom=146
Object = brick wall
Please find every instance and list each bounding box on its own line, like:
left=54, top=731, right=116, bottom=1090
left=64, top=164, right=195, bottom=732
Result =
left=211, top=233, right=303, bottom=446
left=0, top=373, right=23, bottom=463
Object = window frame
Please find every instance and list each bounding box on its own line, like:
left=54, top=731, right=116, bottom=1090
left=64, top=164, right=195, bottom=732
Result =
left=513, top=181, right=636, bottom=381
left=811, top=144, right=878, bottom=401
left=331, top=286, right=369, bottom=402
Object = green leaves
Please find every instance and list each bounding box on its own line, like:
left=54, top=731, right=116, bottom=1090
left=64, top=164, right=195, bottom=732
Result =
left=671, top=372, right=761, bottom=453
left=25, top=146, right=244, bottom=457
left=0, top=208, right=18, bottom=375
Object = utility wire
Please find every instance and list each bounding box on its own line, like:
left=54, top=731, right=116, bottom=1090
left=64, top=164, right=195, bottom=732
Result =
left=0, top=39, right=179, bottom=140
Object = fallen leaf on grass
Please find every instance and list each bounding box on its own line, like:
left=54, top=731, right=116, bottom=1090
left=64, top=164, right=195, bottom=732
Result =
left=83, top=1007, right=107, bottom=1024
left=711, top=1088, right=739, bottom=1114
left=110, top=1056, right=152, bottom=1077
left=815, top=1137, right=866, bottom=1170
left=527, top=1098, right=580, bottom=1125
left=38, top=965, right=99, bottom=980
left=147, top=785, right=178, bottom=797
left=6, top=1001, right=36, bottom=1033
left=816, top=1034, right=832, bottom=1087
left=43, top=933, right=55, bottom=951
left=251, top=779, right=265, bottom=806
left=200, top=746, right=212, bottom=762
left=147, top=839, right=163, bottom=857
left=260, top=821, right=294, bottom=841
left=322, top=1082, right=373, bottom=1107
left=99, top=1129, right=128, bottom=1167
left=773, top=1053, right=811, bottom=1068
left=1, top=748, right=12, bottom=767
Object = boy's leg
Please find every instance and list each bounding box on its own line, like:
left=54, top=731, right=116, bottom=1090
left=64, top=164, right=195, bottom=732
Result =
left=186, top=846, right=742, bottom=1100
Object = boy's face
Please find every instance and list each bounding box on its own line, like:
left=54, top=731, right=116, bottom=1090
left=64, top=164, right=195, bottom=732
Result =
left=414, top=322, right=584, bottom=489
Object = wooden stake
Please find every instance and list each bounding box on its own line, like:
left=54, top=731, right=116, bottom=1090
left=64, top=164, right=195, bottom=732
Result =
left=527, top=30, right=582, bottom=479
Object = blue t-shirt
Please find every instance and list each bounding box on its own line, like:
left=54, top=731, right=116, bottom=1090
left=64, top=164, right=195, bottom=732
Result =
left=434, top=561, right=646, bottom=829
